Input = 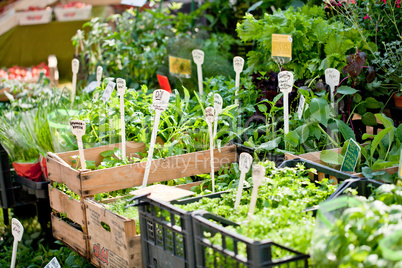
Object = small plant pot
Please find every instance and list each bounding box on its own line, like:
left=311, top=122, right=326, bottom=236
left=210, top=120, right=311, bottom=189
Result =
left=393, top=93, right=402, bottom=108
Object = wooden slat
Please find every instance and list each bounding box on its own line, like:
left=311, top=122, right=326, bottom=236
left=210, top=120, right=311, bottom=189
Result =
left=85, top=199, right=141, bottom=267
left=285, top=148, right=342, bottom=166
left=175, top=181, right=203, bottom=190
left=47, top=156, right=81, bottom=193
left=51, top=213, right=88, bottom=258
left=80, top=145, right=237, bottom=196
left=49, top=186, right=85, bottom=226
left=56, top=141, right=145, bottom=166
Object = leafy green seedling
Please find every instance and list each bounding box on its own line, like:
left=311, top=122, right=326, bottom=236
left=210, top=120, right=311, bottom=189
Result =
left=192, top=49, right=204, bottom=95
left=116, top=78, right=126, bottom=159
left=69, top=120, right=86, bottom=170
left=234, top=152, right=253, bottom=210
left=233, top=56, right=244, bottom=105
left=142, top=89, right=170, bottom=188
left=205, top=107, right=215, bottom=192
left=247, top=164, right=265, bottom=220
left=11, top=218, right=24, bottom=268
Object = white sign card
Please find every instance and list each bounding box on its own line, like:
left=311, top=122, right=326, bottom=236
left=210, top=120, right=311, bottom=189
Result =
left=44, top=257, right=61, bottom=268
left=278, top=71, right=294, bottom=134
left=101, top=81, right=116, bottom=103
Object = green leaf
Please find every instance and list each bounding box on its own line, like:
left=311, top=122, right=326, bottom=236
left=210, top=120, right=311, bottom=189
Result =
left=257, top=104, right=267, bottom=113
left=335, top=119, right=356, bottom=141
left=362, top=166, right=374, bottom=179
left=362, top=112, right=377, bottom=126
left=320, top=150, right=344, bottom=165
left=100, top=149, right=115, bottom=157
left=375, top=113, right=393, bottom=129
left=371, top=160, right=397, bottom=171
left=370, top=127, right=394, bottom=160
left=336, top=86, right=358, bottom=95
left=256, top=137, right=281, bottom=152
left=85, top=160, right=96, bottom=170
left=310, top=97, right=330, bottom=127
left=285, top=131, right=300, bottom=147
left=364, top=98, right=382, bottom=109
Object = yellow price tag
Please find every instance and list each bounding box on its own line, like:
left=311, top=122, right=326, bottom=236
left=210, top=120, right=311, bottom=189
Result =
left=169, top=56, right=191, bottom=77
left=272, top=34, right=292, bottom=58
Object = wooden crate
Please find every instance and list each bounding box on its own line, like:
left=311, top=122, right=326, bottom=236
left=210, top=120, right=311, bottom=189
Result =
left=85, top=198, right=141, bottom=268
left=0, top=10, right=18, bottom=36
left=285, top=148, right=398, bottom=178
left=47, top=143, right=237, bottom=197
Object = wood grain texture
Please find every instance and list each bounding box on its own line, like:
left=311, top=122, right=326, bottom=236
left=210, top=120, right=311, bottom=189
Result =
left=80, top=145, right=237, bottom=196
left=47, top=156, right=81, bottom=193
left=285, top=148, right=342, bottom=166
left=85, top=199, right=141, bottom=268
left=51, top=213, right=88, bottom=258
left=49, top=186, right=85, bottom=226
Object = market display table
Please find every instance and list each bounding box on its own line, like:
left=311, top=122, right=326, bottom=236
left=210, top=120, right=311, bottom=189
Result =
left=0, top=20, right=87, bottom=80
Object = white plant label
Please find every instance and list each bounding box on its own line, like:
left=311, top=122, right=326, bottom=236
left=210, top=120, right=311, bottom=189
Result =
left=205, top=107, right=215, bottom=192
left=116, top=78, right=126, bottom=159
left=297, top=93, right=305, bottom=120
left=94, top=66, right=103, bottom=99
left=213, top=93, right=223, bottom=143
left=234, top=152, right=253, bottom=210
left=69, top=120, right=86, bottom=170
left=11, top=218, right=24, bottom=268
left=233, top=56, right=244, bottom=105
left=70, top=58, right=79, bottom=109
left=192, top=49, right=204, bottom=95
left=84, top=81, right=97, bottom=93
left=48, top=55, right=57, bottom=68
left=248, top=164, right=265, bottom=220
left=44, top=257, right=61, bottom=268
left=325, top=68, right=340, bottom=109
left=142, top=90, right=171, bottom=188
left=101, top=81, right=116, bottom=103
left=278, top=71, right=294, bottom=134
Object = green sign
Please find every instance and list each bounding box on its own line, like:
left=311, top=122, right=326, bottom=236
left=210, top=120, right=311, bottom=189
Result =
left=341, top=139, right=361, bottom=172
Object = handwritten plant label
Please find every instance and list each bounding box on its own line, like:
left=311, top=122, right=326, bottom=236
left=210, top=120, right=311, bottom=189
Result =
left=152, top=89, right=170, bottom=111
left=278, top=71, right=294, bottom=93
left=121, top=0, right=147, bottom=7
left=44, top=257, right=61, bottom=268
left=71, top=59, right=79, bottom=108
left=116, top=78, right=126, bottom=95
left=233, top=56, right=244, bottom=73
left=72, top=58, right=79, bottom=74
left=169, top=56, right=191, bottom=77
left=11, top=218, right=24, bottom=268
left=101, top=81, right=116, bottom=103
left=272, top=34, right=292, bottom=58
left=235, top=152, right=253, bottom=210
left=325, top=68, right=340, bottom=108
left=84, top=81, right=97, bottom=93
left=341, top=139, right=361, bottom=172
left=69, top=120, right=86, bottom=137
left=192, top=49, right=204, bottom=65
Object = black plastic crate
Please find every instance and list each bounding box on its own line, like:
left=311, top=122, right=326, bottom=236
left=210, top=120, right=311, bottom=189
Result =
left=327, top=177, right=383, bottom=200
left=278, top=158, right=358, bottom=185
left=14, top=174, right=49, bottom=199
left=192, top=211, right=309, bottom=268
left=0, top=144, right=16, bottom=208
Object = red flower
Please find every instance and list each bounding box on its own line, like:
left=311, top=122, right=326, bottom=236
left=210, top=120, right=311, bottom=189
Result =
left=364, top=14, right=370, bottom=19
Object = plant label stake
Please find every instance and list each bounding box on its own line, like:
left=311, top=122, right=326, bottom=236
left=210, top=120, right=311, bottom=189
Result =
left=101, top=81, right=116, bottom=103
left=213, top=93, right=223, bottom=144
left=192, top=49, right=204, bottom=95
left=278, top=71, right=294, bottom=134
left=70, top=120, right=86, bottom=170
left=205, top=107, right=215, bottom=192
left=70, top=59, right=79, bottom=109
left=234, top=152, right=253, bottom=210
left=142, top=89, right=170, bottom=188
left=248, top=164, right=265, bottom=220
left=94, top=66, right=103, bottom=99
left=341, top=138, right=361, bottom=172
left=233, top=56, right=244, bottom=105
left=44, top=257, right=61, bottom=268
left=325, top=68, right=340, bottom=109
left=117, top=78, right=126, bottom=159
left=297, top=93, right=305, bottom=120
left=10, top=218, right=23, bottom=268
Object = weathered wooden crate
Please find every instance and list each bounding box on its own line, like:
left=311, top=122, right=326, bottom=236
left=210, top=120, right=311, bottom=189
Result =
left=47, top=141, right=238, bottom=264
left=84, top=198, right=142, bottom=268
left=285, top=148, right=398, bottom=178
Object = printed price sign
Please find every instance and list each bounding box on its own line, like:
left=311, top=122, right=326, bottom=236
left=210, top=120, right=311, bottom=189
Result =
left=272, top=34, right=292, bottom=58
left=157, top=74, right=172, bottom=93
left=169, top=56, right=191, bottom=77
left=152, top=89, right=170, bottom=111
left=341, top=139, right=361, bottom=172
left=101, top=81, right=116, bottom=103
left=45, top=257, right=61, bottom=268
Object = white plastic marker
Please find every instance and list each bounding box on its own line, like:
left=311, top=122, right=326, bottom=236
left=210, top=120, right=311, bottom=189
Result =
left=205, top=107, right=215, bottom=192
left=192, top=49, right=204, bottom=95
left=94, top=66, right=103, bottom=99
left=116, top=78, right=126, bottom=159
left=234, top=152, right=253, bottom=210
left=69, top=120, right=86, bottom=170
left=10, top=218, right=24, bottom=268
left=142, top=89, right=170, bottom=188
left=233, top=56, right=244, bottom=105
left=277, top=71, right=294, bottom=134
left=248, top=164, right=265, bottom=220
left=213, top=93, right=223, bottom=144
left=325, top=68, right=340, bottom=109
left=70, top=58, right=79, bottom=109
left=44, top=257, right=61, bottom=268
